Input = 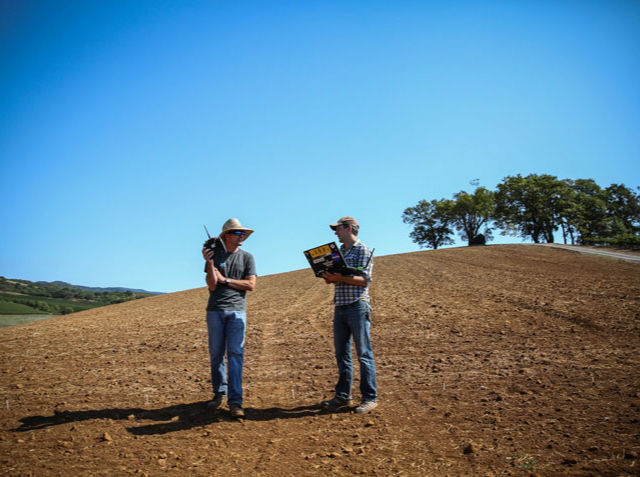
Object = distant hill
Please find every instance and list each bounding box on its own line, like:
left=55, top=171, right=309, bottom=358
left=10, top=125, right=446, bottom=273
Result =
left=44, top=280, right=163, bottom=295
left=0, top=276, right=160, bottom=315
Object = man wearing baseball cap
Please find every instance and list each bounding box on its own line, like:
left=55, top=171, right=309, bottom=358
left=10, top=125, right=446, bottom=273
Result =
left=320, top=216, right=378, bottom=414
left=202, top=218, right=256, bottom=418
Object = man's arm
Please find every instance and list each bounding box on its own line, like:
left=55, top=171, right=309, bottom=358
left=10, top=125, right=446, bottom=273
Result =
left=202, top=247, right=218, bottom=291
left=213, top=252, right=257, bottom=292
left=322, top=245, right=372, bottom=287
left=322, top=273, right=367, bottom=287
left=218, top=274, right=256, bottom=292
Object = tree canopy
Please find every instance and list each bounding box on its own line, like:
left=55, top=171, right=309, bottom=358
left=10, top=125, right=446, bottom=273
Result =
left=404, top=175, right=640, bottom=249
left=402, top=199, right=454, bottom=249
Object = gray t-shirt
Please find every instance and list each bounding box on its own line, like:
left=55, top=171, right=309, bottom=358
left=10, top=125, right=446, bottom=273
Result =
left=205, top=243, right=256, bottom=312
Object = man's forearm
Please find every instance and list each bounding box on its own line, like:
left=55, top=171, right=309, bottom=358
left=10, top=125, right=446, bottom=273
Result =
left=205, top=262, right=218, bottom=290
left=225, top=278, right=256, bottom=292
left=338, top=275, right=367, bottom=287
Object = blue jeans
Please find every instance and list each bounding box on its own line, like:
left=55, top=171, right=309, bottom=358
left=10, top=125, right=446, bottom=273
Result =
left=206, top=310, right=246, bottom=405
left=333, top=301, right=377, bottom=402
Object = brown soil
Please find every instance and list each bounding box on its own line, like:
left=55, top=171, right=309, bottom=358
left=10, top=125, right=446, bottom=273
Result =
left=1, top=245, right=639, bottom=476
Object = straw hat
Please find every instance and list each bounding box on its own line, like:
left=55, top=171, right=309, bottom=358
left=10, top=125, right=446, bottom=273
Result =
left=221, top=218, right=254, bottom=239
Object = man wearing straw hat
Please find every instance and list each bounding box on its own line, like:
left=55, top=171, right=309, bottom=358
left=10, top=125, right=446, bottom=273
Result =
left=202, top=218, right=256, bottom=418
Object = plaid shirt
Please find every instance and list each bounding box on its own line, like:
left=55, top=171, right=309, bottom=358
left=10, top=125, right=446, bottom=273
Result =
left=334, top=239, right=373, bottom=306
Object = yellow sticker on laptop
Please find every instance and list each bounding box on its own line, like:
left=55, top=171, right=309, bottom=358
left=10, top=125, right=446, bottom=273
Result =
left=308, top=244, right=331, bottom=258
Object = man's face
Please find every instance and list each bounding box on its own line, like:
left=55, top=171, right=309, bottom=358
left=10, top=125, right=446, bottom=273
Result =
left=334, top=223, right=351, bottom=243
left=224, top=230, right=247, bottom=247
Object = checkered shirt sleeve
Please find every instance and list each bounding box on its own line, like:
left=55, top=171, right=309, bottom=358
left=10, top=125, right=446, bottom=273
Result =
left=334, top=241, right=373, bottom=306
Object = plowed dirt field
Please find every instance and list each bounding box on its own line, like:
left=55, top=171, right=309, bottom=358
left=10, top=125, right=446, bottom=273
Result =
left=1, top=244, right=639, bottom=476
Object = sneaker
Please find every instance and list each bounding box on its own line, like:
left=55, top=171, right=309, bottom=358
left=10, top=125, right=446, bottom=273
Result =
left=320, top=396, right=352, bottom=410
left=207, top=394, right=224, bottom=410
left=229, top=403, right=245, bottom=418
left=355, top=400, right=378, bottom=414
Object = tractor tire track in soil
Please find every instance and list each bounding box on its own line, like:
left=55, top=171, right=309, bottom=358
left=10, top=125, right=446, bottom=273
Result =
left=1, top=244, right=639, bottom=475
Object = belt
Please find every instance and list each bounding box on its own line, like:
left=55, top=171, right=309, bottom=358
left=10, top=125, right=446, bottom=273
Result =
left=336, top=299, right=369, bottom=308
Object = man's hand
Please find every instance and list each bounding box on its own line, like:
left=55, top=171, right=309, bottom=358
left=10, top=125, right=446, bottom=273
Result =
left=202, top=247, right=214, bottom=262
left=214, top=268, right=226, bottom=282
left=322, top=272, right=343, bottom=284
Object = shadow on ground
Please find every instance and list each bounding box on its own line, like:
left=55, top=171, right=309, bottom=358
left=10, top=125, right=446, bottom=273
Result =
left=14, top=401, right=344, bottom=435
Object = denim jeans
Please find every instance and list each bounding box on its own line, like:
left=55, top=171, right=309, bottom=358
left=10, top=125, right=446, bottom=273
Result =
left=333, top=301, right=377, bottom=402
left=206, top=310, right=246, bottom=405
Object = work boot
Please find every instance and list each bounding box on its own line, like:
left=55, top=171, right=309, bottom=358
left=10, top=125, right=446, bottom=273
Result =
left=229, top=403, right=245, bottom=418
left=207, top=394, right=224, bottom=410
left=320, top=396, right=352, bottom=410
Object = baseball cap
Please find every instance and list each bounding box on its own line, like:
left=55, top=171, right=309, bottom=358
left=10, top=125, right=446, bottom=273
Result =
left=329, top=216, right=359, bottom=231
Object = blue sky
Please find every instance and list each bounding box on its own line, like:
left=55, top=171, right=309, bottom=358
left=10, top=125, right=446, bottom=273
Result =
left=1, top=0, right=638, bottom=293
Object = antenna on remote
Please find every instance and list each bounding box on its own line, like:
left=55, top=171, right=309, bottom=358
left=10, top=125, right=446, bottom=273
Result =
left=358, top=248, right=375, bottom=270
left=365, top=248, right=375, bottom=268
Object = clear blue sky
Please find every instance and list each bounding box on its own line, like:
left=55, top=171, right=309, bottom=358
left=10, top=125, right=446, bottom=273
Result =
left=1, top=1, right=639, bottom=293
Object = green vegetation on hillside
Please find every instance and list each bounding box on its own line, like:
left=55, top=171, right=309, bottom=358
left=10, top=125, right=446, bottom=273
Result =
left=0, top=300, right=43, bottom=314
left=0, top=277, right=156, bottom=315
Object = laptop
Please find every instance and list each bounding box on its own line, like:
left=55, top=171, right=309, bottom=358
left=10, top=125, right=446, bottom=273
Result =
left=303, top=242, right=349, bottom=277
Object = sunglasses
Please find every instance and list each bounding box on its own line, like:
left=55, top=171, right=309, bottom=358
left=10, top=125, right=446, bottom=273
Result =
left=229, top=230, right=247, bottom=236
